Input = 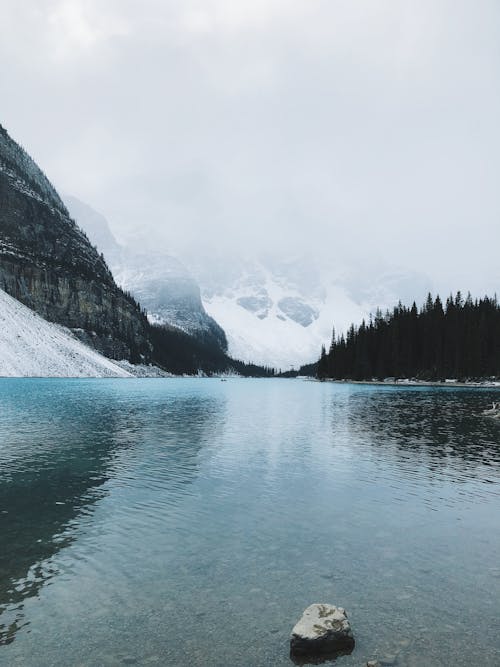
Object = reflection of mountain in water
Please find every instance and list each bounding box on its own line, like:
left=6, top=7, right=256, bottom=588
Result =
left=0, top=382, right=223, bottom=645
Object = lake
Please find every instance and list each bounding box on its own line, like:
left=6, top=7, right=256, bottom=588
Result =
left=0, top=378, right=499, bottom=666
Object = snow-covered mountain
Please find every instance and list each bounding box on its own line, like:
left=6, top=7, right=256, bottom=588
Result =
left=63, top=195, right=432, bottom=370
left=0, top=288, right=131, bottom=377
left=182, top=254, right=433, bottom=369
left=65, top=196, right=227, bottom=351
left=0, top=123, right=150, bottom=362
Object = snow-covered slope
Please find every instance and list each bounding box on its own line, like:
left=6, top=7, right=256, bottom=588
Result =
left=65, top=196, right=227, bottom=350
left=63, top=197, right=432, bottom=370
left=0, top=124, right=150, bottom=362
left=204, top=272, right=364, bottom=370
left=0, top=289, right=132, bottom=377
left=183, top=254, right=432, bottom=369
left=113, top=251, right=226, bottom=346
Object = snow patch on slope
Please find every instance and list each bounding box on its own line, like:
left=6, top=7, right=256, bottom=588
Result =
left=65, top=195, right=226, bottom=347
left=205, top=278, right=365, bottom=370
left=0, top=289, right=132, bottom=377
left=186, top=254, right=432, bottom=369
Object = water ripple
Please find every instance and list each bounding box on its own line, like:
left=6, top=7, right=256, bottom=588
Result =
left=0, top=379, right=499, bottom=665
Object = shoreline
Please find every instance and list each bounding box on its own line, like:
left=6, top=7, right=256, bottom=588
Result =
left=319, top=378, right=500, bottom=389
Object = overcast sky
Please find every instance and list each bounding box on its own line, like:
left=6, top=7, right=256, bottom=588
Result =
left=1, top=0, right=499, bottom=294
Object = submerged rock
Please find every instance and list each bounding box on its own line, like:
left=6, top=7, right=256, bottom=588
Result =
left=290, top=603, right=354, bottom=661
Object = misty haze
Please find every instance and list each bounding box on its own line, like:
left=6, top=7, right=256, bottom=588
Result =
left=0, top=2, right=499, bottom=666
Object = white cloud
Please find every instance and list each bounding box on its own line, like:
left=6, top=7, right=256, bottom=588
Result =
left=45, top=0, right=130, bottom=61
left=0, top=0, right=499, bottom=295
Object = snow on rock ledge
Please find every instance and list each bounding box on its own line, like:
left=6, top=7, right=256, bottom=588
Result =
left=0, top=288, right=132, bottom=378
left=290, top=603, right=354, bottom=661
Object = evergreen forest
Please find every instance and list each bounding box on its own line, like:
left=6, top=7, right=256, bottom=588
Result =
left=317, top=293, right=500, bottom=381
left=149, top=324, right=276, bottom=377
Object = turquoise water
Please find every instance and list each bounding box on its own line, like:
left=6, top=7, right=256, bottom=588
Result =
left=0, top=378, right=499, bottom=666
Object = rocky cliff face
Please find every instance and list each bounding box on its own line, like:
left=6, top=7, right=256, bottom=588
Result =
left=0, top=124, right=150, bottom=361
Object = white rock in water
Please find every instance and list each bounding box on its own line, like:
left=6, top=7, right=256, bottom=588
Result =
left=290, top=603, right=354, bottom=659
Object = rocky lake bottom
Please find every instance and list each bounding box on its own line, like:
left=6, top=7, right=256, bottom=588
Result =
left=0, top=378, right=499, bottom=666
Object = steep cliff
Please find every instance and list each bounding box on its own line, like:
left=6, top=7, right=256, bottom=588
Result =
left=0, top=124, right=150, bottom=361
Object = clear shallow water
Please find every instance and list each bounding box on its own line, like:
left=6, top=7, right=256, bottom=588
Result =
left=0, top=378, right=499, bottom=667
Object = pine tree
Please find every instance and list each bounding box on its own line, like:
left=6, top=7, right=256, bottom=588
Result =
left=317, top=345, right=328, bottom=380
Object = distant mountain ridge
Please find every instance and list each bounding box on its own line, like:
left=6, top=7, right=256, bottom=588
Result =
left=64, top=196, right=227, bottom=352
left=0, top=124, right=150, bottom=361
left=0, top=120, right=432, bottom=375
left=182, top=254, right=433, bottom=369
left=0, top=123, right=269, bottom=376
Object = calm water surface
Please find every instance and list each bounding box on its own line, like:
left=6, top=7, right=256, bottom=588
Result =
left=0, top=378, right=499, bottom=666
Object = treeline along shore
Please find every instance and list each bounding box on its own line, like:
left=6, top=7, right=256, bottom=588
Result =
left=315, top=292, right=500, bottom=382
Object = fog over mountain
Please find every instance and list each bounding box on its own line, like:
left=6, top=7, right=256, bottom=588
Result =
left=67, top=194, right=432, bottom=367
left=65, top=195, right=227, bottom=351
left=183, top=251, right=432, bottom=368
left=1, top=1, right=499, bottom=307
